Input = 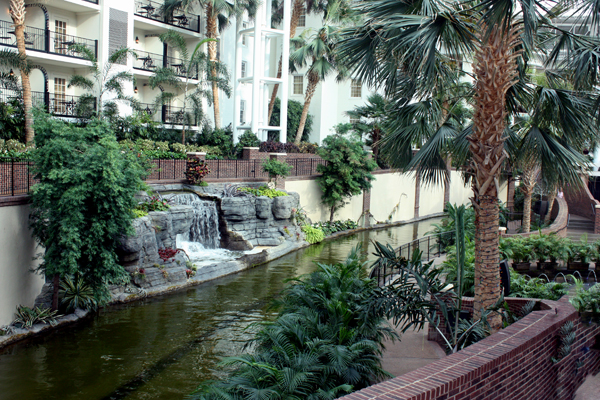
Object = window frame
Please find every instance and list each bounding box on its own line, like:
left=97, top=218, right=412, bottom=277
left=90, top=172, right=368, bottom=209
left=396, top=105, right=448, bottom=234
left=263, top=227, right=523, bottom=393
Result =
left=293, top=75, right=303, bottom=95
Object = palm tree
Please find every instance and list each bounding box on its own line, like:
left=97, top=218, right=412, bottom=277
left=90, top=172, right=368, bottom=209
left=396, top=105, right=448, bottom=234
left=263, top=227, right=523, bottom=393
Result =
left=163, top=0, right=258, bottom=129
left=148, top=32, right=227, bottom=144
left=9, top=0, right=33, bottom=143
left=337, top=0, right=597, bottom=330
left=346, top=93, right=388, bottom=163
left=290, top=24, right=342, bottom=145
left=68, top=46, right=136, bottom=118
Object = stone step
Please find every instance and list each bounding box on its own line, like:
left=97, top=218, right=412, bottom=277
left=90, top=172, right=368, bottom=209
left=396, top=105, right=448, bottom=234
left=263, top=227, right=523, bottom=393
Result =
left=565, top=232, right=600, bottom=241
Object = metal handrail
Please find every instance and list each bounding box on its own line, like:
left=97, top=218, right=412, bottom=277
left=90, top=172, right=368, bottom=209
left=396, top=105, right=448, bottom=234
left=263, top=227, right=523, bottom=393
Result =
left=369, top=230, right=456, bottom=287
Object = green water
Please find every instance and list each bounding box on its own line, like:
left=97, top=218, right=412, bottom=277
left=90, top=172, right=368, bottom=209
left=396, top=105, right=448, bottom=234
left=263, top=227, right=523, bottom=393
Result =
left=0, top=219, right=440, bottom=400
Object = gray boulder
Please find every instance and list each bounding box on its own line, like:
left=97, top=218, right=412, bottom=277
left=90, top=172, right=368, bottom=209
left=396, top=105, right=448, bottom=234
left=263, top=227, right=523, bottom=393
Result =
left=272, top=196, right=295, bottom=220
left=221, top=197, right=256, bottom=221
left=255, top=197, right=273, bottom=219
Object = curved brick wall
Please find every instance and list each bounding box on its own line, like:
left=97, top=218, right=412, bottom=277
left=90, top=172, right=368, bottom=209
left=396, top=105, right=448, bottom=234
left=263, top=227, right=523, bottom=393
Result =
left=341, top=296, right=600, bottom=400
left=504, top=195, right=569, bottom=239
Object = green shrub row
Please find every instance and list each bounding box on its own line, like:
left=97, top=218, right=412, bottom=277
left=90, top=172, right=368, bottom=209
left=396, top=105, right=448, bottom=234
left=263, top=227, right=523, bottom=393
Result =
left=237, top=185, right=288, bottom=198
left=312, top=220, right=359, bottom=236
left=500, top=233, right=600, bottom=264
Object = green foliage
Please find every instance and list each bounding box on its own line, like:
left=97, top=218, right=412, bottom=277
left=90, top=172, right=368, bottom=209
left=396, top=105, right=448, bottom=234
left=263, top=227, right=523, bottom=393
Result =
left=317, top=135, right=377, bottom=221
left=499, top=236, right=536, bottom=264
left=426, top=203, right=476, bottom=248
left=262, top=158, right=293, bottom=180
left=132, top=209, right=148, bottom=218
left=312, top=219, right=358, bottom=236
left=135, top=196, right=171, bottom=212
left=0, top=138, right=34, bottom=158
left=194, top=125, right=235, bottom=157
left=268, top=97, right=313, bottom=142
left=552, top=321, right=576, bottom=363
left=59, top=275, right=98, bottom=312
left=29, top=114, right=147, bottom=303
left=191, top=246, right=396, bottom=399
left=509, top=272, right=570, bottom=300
left=13, top=306, right=60, bottom=328
left=0, top=99, right=24, bottom=142
left=565, top=235, right=598, bottom=263
left=570, top=281, right=600, bottom=313
left=237, top=185, right=288, bottom=198
left=301, top=224, right=325, bottom=244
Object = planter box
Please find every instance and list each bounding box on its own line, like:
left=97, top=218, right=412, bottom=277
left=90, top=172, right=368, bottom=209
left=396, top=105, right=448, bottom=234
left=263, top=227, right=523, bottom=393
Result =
left=538, top=261, right=558, bottom=271
left=512, top=262, right=531, bottom=272
left=567, top=262, right=590, bottom=272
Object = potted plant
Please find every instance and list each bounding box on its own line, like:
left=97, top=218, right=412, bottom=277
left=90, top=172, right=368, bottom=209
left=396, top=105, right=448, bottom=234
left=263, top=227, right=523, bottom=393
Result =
left=501, top=237, right=535, bottom=271
left=566, top=235, right=596, bottom=272
left=530, top=233, right=556, bottom=271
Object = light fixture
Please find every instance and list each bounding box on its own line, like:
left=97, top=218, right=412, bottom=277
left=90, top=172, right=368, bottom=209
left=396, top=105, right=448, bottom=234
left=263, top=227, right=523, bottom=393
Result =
left=134, top=86, right=138, bottom=94
left=135, top=36, right=139, bottom=44
left=9, top=69, right=13, bottom=76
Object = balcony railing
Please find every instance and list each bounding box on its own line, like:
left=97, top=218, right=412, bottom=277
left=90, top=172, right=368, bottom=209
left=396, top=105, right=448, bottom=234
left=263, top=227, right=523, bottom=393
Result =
left=135, top=102, right=198, bottom=127
left=134, top=50, right=198, bottom=79
left=134, top=0, right=201, bottom=33
left=82, top=0, right=99, bottom=4
left=0, top=20, right=98, bottom=61
left=0, top=89, right=96, bottom=118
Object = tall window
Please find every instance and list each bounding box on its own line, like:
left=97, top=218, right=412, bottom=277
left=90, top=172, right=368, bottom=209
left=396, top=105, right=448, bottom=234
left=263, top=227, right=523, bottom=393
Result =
left=54, top=78, right=66, bottom=114
left=297, top=6, right=306, bottom=27
left=55, top=20, right=67, bottom=55
left=241, top=61, right=247, bottom=78
left=350, top=79, right=362, bottom=97
left=242, top=22, right=247, bottom=45
left=293, top=76, right=303, bottom=95
left=240, top=100, right=246, bottom=124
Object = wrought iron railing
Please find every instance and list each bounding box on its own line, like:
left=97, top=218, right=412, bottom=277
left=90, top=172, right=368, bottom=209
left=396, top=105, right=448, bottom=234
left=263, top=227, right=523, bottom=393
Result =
left=82, top=0, right=99, bottom=4
left=134, top=50, right=198, bottom=79
left=0, top=89, right=96, bottom=118
left=0, top=20, right=97, bottom=60
left=134, top=0, right=201, bottom=33
left=369, top=231, right=456, bottom=287
left=163, top=105, right=198, bottom=126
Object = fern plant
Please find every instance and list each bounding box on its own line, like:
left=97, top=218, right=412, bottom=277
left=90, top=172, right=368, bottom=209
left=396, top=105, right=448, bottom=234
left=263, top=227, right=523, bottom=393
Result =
left=59, top=275, right=98, bottom=312
left=301, top=225, right=325, bottom=244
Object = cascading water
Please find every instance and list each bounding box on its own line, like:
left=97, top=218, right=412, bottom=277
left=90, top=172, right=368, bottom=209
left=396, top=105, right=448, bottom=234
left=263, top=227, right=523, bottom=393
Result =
left=164, top=192, right=242, bottom=266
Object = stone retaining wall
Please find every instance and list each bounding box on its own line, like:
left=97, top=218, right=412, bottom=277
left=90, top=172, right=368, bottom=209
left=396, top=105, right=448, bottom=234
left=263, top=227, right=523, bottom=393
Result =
left=504, top=195, right=569, bottom=238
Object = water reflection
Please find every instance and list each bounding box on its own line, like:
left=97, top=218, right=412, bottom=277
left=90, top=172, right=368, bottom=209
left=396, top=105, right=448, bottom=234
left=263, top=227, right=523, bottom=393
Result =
left=0, top=219, right=440, bottom=400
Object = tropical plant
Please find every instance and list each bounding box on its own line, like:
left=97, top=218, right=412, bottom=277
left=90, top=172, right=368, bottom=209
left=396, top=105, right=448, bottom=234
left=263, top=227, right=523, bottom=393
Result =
left=164, top=0, right=258, bottom=128
left=565, top=235, right=597, bottom=264
left=500, top=237, right=536, bottom=264
left=312, top=219, right=358, bottom=235
left=190, top=246, right=396, bottom=399
left=185, top=158, right=211, bottom=184
left=301, top=224, right=325, bottom=243
left=59, top=275, right=98, bottom=312
left=13, top=305, right=60, bottom=328
left=337, top=0, right=599, bottom=330
left=262, top=158, right=293, bottom=185
left=67, top=45, right=136, bottom=118
left=317, top=134, right=377, bottom=221
left=29, top=113, right=147, bottom=309
left=268, top=97, right=314, bottom=142
left=149, top=32, right=226, bottom=144
left=8, top=0, right=32, bottom=142
left=346, top=93, right=390, bottom=165
left=509, top=272, right=569, bottom=301
left=237, top=185, right=288, bottom=198
left=570, top=280, right=600, bottom=314
left=290, top=23, right=343, bottom=144
left=136, top=196, right=171, bottom=212
left=426, top=203, right=476, bottom=248
left=0, top=98, right=25, bottom=141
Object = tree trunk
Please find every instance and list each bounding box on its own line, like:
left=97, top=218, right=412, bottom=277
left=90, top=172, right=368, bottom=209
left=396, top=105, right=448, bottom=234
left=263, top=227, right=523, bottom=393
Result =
left=10, top=1, right=33, bottom=143
left=329, top=205, right=335, bottom=222
left=294, top=71, right=318, bottom=145
left=520, top=165, right=539, bottom=233
left=471, top=25, right=520, bottom=332
left=52, top=273, right=60, bottom=311
left=206, top=6, right=221, bottom=129
left=545, top=190, right=557, bottom=224
left=267, top=0, right=304, bottom=124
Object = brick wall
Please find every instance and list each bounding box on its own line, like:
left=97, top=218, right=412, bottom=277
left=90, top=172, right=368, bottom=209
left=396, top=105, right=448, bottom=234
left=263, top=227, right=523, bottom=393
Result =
left=564, top=176, right=599, bottom=221
left=503, top=195, right=569, bottom=239
left=341, top=296, right=600, bottom=400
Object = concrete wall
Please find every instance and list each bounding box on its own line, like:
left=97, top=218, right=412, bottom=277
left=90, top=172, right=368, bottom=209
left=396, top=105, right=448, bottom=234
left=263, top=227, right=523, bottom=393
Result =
left=370, top=172, right=416, bottom=223
left=0, top=204, right=44, bottom=326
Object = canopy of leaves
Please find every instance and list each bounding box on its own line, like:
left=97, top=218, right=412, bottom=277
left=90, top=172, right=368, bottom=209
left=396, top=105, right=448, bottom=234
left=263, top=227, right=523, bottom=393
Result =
left=191, top=246, right=396, bottom=399
left=316, top=135, right=377, bottom=216
left=29, top=113, right=147, bottom=303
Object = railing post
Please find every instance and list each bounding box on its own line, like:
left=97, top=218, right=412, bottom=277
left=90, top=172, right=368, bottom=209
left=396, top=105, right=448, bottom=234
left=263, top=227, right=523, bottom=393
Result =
left=11, top=158, right=14, bottom=197
left=45, top=28, right=50, bottom=53
left=27, top=160, right=31, bottom=192
left=94, top=40, right=98, bottom=60
left=172, top=157, right=175, bottom=179
left=163, top=43, right=168, bottom=67
left=161, top=105, right=166, bottom=123
left=44, top=91, right=50, bottom=113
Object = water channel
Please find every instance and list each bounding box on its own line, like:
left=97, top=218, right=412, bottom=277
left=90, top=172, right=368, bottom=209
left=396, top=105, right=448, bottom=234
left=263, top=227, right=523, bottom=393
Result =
left=0, top=218, right=440, bottom=400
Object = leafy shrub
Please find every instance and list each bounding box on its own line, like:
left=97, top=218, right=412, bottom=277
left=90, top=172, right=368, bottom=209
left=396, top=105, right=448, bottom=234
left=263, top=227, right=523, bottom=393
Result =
left=234, top=131, right=261, bottom=158
left=262, top=159, right=293, bottom=180
left=194, top=125, right=235, bottom=157
left=191, top=246, right=395, bottom=399
left=0, top=138, right=34, bottom=158
left=136, top=196, right=170, bottom=212
left=268, top=97, right=313, bottom=142
left=312, top=220, right=359, bottom=236
left=238, top=185, right=288, bottom=198
left=426, top=203, right=476, bottom=248
left=59, top=275, right=98, bottom=312
left=0, top=99, right=25, bottom=142
left=132, top=209, right=148, bottom=218
left=185, top=158, right=211, bottom=184
left=13, top=306, right=60, bottom=328
left=301, top=225, right=325, bottom=244
left=298, top=142, right=318, bottom=154
left=570, top=281, right=600, bottom=313
left=259, top=141, right=301, bottom=153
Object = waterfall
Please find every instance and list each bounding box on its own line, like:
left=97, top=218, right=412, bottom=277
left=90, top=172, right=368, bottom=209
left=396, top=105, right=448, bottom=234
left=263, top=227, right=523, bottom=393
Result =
left=165, top=193, right=221, bottom=249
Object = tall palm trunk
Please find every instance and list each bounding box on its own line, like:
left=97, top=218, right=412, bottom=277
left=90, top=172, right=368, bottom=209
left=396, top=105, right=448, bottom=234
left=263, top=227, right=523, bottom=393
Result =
left=267, top=0, right=304, bottom=124
left=294, top=71, right=318, bottom=144
left=10, top=0, right=33, bottom=143
left=544, top=189, right=557, bottom=224
left=520, top=165, right=540, bottom=233
left=206, top=5, right=221, bottom=129
left=471, top=25, right=520, bottom=331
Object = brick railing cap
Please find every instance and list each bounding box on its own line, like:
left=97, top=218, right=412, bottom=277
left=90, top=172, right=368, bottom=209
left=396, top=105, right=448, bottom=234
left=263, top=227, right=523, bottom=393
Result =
left=242, top=147, right=260, bottom=150
left=269, top=153, right=287, bottom=156
left=595, top=204, right=600, bottom=208
left=186, top=152, right=206, bottom=156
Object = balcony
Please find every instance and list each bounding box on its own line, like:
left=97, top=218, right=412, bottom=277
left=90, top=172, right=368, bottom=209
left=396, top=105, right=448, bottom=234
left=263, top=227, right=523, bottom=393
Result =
left=0, top=20, right=97, bottom=61
left=133, top=50, right=199, bottom=79
left=134, top=0, right=201, bottom=33
left=0, top=90, right=97, bottom=118
left=137, top=102, right=198, bottom=126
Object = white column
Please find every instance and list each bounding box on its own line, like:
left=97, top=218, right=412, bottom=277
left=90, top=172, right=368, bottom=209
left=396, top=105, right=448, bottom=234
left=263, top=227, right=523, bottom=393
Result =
left=233, top=17, right=243, bottom=144
left=279, top=0, right=291, bottom=143
left=251, top=7, right=263, bottom=136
